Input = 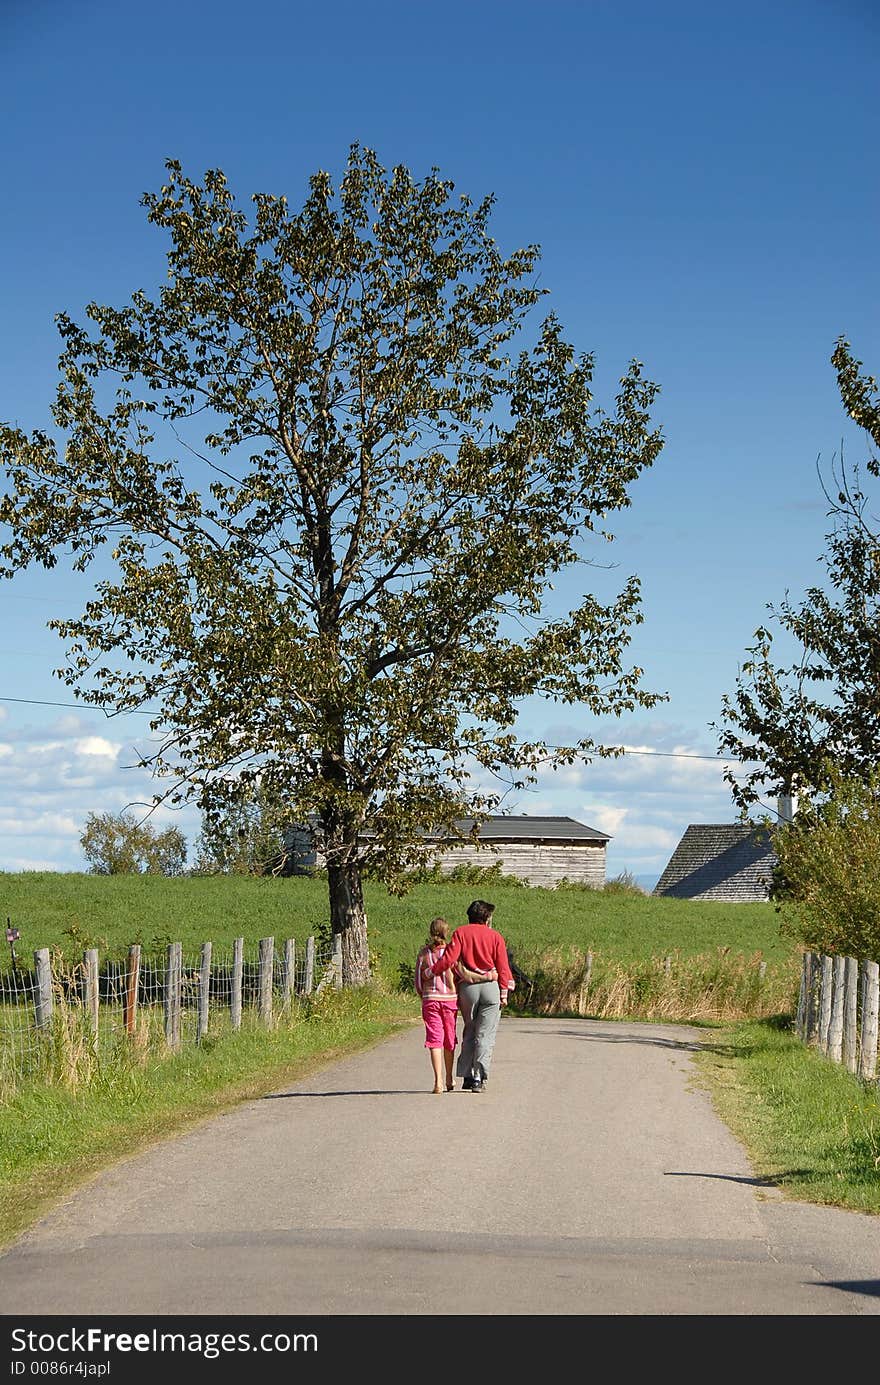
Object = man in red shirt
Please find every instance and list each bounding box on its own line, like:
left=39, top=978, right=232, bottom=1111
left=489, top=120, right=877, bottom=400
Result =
left=429, top=899, right=513, bottom=1092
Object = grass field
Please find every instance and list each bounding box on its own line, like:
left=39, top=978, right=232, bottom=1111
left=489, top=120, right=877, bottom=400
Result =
left=0, top=872, right=793, bottom=986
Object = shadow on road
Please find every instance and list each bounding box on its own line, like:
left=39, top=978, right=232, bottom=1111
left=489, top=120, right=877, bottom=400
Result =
left=821, top=1280, right=880, bottom=1299
left=262, top=1089, right=429, bottom=1098
left=520, top=1026, right=720, bottom=1054
left=663, top=1170, right=792, bottom=1188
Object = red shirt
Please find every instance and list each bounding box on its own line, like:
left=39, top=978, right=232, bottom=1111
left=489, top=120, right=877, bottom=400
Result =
left=429, top=923, right=513, bottom=994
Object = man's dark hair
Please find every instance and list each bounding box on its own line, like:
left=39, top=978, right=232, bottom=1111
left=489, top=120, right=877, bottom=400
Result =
left=467, top=899, right=495, bottom=924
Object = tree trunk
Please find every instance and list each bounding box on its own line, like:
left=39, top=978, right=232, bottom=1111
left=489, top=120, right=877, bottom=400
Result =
left=327, top=859, right=370, bottom=986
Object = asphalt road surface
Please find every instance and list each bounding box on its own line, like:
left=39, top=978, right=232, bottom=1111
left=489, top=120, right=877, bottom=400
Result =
left=1, top=1017, right=878, bottom=1315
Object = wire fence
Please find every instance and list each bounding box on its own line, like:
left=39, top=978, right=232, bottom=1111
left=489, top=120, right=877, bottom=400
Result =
left=0, top=934, right=339, bottom=1098
left=795, top=949, right=879, bottom=1081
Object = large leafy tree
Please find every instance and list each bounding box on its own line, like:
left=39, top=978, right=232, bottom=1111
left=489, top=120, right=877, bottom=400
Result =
left=1, top=148, right=664, bottom=983
left=715, top=340, right=880, bottom=811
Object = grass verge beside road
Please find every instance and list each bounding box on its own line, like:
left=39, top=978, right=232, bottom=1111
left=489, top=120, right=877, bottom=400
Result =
left=0, top=986, right=416, bottom=1250
left=695, top=1018, right=880, bottom=1216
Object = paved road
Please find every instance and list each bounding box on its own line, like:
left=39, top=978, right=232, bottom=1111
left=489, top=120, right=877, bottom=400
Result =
left=1, top=1017, right=878, bottom=1315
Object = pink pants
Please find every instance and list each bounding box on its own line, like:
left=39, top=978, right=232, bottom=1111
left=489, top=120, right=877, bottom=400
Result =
left=422, top=998, right=458, bottom=1051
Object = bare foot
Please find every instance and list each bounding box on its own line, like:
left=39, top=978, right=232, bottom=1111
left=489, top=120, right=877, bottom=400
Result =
left=432, top=1085, right=443, bottom=1094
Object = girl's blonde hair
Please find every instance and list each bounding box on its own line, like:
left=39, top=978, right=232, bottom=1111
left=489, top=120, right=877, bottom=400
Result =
left=425, top=916, right=448, bottom=949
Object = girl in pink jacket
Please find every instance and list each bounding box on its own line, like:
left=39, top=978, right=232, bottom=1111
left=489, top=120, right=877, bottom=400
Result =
left=414, top=917, right=459, bottom=1093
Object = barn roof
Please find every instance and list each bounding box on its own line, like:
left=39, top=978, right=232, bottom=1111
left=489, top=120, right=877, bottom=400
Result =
left=292, top=814, right=611, bottom=846
left=429, top=815, right=610, bottom=843
left=652, top=824, right=776, bottom=901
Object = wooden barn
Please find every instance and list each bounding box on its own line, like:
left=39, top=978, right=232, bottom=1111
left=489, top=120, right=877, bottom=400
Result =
left=424, top=815, right=610, bottom=888
left=284, top=814, right=610, bottom=888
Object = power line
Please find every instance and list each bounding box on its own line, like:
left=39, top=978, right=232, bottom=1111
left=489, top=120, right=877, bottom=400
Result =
left=0, top=692, right=746, bottom=763
left=0, top=695, right=154, bottom=715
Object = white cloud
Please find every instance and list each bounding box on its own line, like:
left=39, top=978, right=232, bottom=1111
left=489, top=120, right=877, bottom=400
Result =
left=0, top=811, right=80, bottom=838
left=0, top=710, right=200, bottom=872
left=74, top=736, right=122, bottom=759
left=587, top=803, right=629, bottom=837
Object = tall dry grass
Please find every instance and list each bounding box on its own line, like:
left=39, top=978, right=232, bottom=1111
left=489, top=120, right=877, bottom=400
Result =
left=513, top=947, right=799, bottom=1023
left=0, top=958, right=162, bottom=1103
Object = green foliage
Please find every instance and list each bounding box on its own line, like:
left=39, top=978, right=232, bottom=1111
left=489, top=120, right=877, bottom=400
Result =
left=79, top=810, right=187, bottom=877
left=0, top=147, right=663, bottom=983
left=60, top=918, right=107, bottom=953
left=602, top=869, right=645, bottom=895
left=772, top=766, right=880, bottom=961
left=443, top=861, right=524, bottom=887
left=192, top=786, right=292, bottom=876
left=832, top=337, right=880, bottom=456
left=396, top=960, right=415, bottom=993
left=398, top=859, right=524, bottom=888
left=716, top=340, right=880, bottom=808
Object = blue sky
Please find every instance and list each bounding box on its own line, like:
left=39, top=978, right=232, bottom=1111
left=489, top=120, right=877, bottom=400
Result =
left=0, top=0, right=877, bottom=883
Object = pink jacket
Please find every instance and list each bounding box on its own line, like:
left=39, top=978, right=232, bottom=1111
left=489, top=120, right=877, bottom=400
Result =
left=415, top=945, right=457, bottom=1001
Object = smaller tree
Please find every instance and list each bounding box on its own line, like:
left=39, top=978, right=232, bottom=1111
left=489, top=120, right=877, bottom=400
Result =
left=772, top=766, right=880, bottom=962
left=80, top=810, right=187, bottom=876
left=192, top=787, right=291, bottom=876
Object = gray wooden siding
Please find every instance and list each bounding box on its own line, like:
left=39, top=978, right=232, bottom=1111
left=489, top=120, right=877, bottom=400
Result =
left=433, top=841, right=606, bottom=888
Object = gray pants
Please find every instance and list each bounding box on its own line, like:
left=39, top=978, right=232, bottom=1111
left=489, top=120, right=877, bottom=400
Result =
left=456, top=981, right=501, bottom=1080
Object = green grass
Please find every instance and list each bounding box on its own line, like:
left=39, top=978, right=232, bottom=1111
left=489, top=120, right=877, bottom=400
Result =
left=0, top=985, right=417, bottom=1249
left=0, top=872, right=792, bottom=985
left=695, top=1018, right=880, bottom=1215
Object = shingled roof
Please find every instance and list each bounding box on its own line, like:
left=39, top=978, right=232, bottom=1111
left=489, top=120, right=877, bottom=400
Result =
left=427, top=815, right=610, bottom=843
left=653, top=823, right=776, bottom=901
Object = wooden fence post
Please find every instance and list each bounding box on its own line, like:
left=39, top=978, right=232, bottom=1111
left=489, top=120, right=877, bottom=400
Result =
left=258, top=937, right=274, bottom=1026
left=859, top=960, right=879, bottom=1082
left=231, top=937, right=244, bottom=1031
left=796, top=952, right=809, bottom=1039
left=304, top=936, right=315, bottom=996
left=164, top=942, right=182, bottom=1051
left=33, top=948, right=54, bottom=1031
left=197, top=941, right=212, bottom=1044
left=84, top=948, right=99, bottom=1043
left=818, top=954, right=833, bottom=1053
left=123, top=944, right=141, bottom=1036
left=828, top=954, right=845, bottom=1062
left=804, top=951, right=819, bottom=1044
left=281, top=939, right=296, bottom=1008
left=843, top=956, right=859, bottom=1074
left=332, top=932, right=343, bottom=990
